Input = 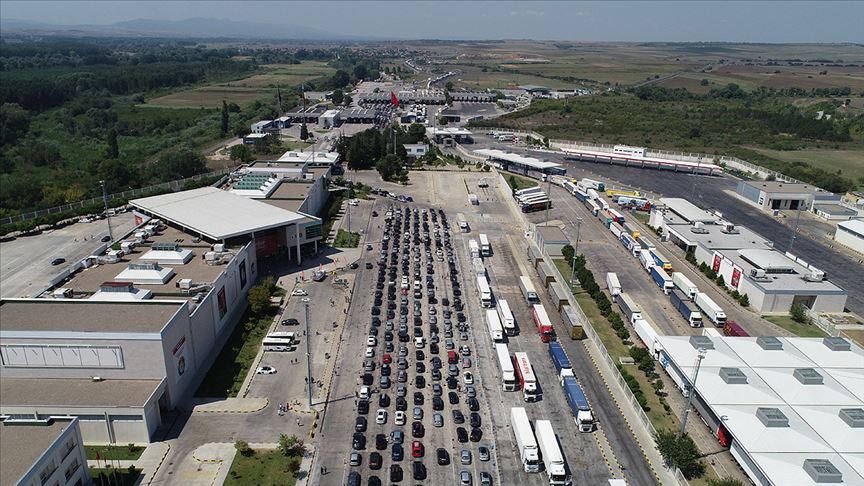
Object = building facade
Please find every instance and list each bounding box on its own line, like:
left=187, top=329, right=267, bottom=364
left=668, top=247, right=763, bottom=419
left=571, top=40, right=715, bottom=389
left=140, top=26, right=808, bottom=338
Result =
left=0, top=417, right=90, bottom=486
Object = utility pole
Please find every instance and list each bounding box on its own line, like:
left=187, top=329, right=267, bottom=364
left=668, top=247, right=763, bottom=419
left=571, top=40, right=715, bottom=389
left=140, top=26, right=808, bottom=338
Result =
left=100, top=180, right=114, bottom=242
left=678, top=349, right=706, bottom=438
left=569, top=218, right=582, bottom=286
left=304, top=301, right=313, bottom=408
left=544, top=175, right=552, bottom=225
left=788, top=202, right=803, bottom=254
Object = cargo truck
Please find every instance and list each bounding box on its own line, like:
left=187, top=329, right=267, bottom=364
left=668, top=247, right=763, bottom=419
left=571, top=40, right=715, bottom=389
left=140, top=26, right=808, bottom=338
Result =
left=514, top=352, right=539, bottom=402
left=497, top=343, right=518, bottom=391
left=548, top=341, right=575, bottom=383
left=520, top=276, right=540, bottom=304
left=511, top=407, right=541, bottom=472
left=472, top=257, right=486, bottom=278
left=477, top=276, right=492, bottom=308
left=637, top=235, right=656, bottom=250
left=562, top=376, right=595, bottom=432
left=695, top=292, right=727, bottom=326
left=610, top=222, right=624, bottom=238
left=560, top=305, right=584, bottom=340
left=532, top=304, right=555, bottom=343
left=617, top=292, right=642, bottom=324
left=486, top=309, right=505, bottom=343
left=497, top=299, right=517, bottom=336
left=621, top=222, right=640, bottom=239
left=672, top=272, right=698, bottom=299
left=650, top=266, right=675, bottom=294
left=670, top=289, right=703, bottom=327
left=562, top=181, right=578, bottom=195
left=580, top=178, right=606, bottom=192
left=723, top=320, right=750, bottom=337
left=649, top=248, right=672, bottom=272
left=606, top=272, right=621, bottom=301
left=587, top=200, right=601, bottom=217
left=468, top=239, right=480, bottom=258
left=620, top=233, right=641, bottom=256
left=638, top=249, right=655, bottom=272
left=633, top=318, right=662, bottom=357
left=515, top=186, right=543, bottom=199
left=479, top=233, right=491, bottom=257
left=608, top=208, right=625, bottom=224
left=535, top=420, right=572, bottom=485
left=574, top=190, right=588, bottom=202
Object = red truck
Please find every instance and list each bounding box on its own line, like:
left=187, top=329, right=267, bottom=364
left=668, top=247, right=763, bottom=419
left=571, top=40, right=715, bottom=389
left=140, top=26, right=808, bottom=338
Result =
left=723, top=320, right=750, bottom=337
left=532, top=304, right=555, bottom=343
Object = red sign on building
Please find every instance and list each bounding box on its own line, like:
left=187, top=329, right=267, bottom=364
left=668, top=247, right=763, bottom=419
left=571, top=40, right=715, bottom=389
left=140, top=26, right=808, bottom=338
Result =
left=731, top=268, right=742, bottom=288
left=712, top=254, right=722, bottom=273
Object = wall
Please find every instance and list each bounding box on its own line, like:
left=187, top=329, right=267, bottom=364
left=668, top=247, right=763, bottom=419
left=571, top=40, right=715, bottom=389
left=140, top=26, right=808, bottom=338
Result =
left=835, top=227, right=864, bottom=254
left=298, top=175, right=330, bottom=218
left=735, top=181, right=763, bottom=206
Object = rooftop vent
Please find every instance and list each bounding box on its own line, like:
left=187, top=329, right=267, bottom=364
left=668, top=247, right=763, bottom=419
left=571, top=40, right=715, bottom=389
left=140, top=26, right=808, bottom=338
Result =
left=839, top=408, right=864, bottom=428
left=721, top=223, right=739, bottom=234
left=823, top=337, right=851, bottom=352
left=757, top=336, right=783, bottom=351
left=803, top=458, right=842, bottom=483
left=128, top=262, right=161, bottom=271
left=794, top=368, right=824, bottom=385
left=689, top=335, right=715, bottom=351
left=756, top=407, right=789, bottom=428
left=719, top=367, right=748, bottom=385
left=151, top=242, right=180, bottom=252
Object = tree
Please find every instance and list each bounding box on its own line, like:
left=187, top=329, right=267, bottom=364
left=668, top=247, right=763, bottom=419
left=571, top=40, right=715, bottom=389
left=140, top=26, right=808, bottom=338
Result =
left=715, top=275, right=725, bottom=288
left=229, top=144, right=254, bottom=163
left=147, top=147, right=206, bottom=182
left=278, top=434, right=304, bottom=457
left=438, top=116, right=448, bottom=125
left=407, top=123, right=426, bottom=143
left=654, top=429, right=705, bottom=479
left=105, top=127, right=119, bottom=159
left=707, top=479, right=745, bottom=486
left=344, top=94, right=353, bottom=105
left=221, top=100, right=229, bottom=136
left=234, top=440, right=253, bottom=457
left=331, top=70, right=350, bottom=88
left=445, top=81, right=454, bottom=91
left=0, top=103, right=31, bottom=146
left=561, top=244, right=575, bottom=264
left=247, top=277, right=275, bottom=315
left=376, top=154, right=403, bottom=182
left=739, top=294, right=750, bottom=307
left=353, top=64, right=369, bottom=81
left=331, top=89, right=344, bottom=105
left=790, top=301, right=808, bottom=323
left=300, top=123, right=309, bottom=141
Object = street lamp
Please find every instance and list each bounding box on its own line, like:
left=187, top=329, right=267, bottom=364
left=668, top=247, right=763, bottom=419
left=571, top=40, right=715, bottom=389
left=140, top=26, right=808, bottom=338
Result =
left=678, top=348, right=707, bottom=438
left=569, top=218, right=583, bottom=286
left=304, top=301, right=313, bottom=408
left=100, top=180, right=114, bottom=242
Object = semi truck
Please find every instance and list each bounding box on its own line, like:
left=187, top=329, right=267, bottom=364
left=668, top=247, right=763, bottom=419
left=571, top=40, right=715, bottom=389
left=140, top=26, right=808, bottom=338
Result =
left=515, top=186, right=543, bottom=200
left=587, top=200, right=601, bottom=217
left=514, top=352, right=539, bottom=402
left=672, top=272, right=698, bottom=299
left=617, top=292, right=642, bottom=324
left=607, top=208, right=625, bottom=224
left=511, top=407, right=541, bottom=473
left=580, top=178, right=606, bottom=192
left=650, top=266, right=675, bottom=294
left=520, top=276, right=540, bottom=304
left=633, top=318, right=662, bottom=357
left=649, top=248, right=672, bottom=272
left=562, top=376, right=595, bottom=432
left=574, top=189, right=588, bottom=202
left=723, top=320, right=750, bottom=337
left=479, top=233, right=491, bottom=257
left=609, top=222, right=624, bottom=238
left=617, top=196, right=652, bottom=211
left=548, top=341, right=575, bottom=383
left=606, top=272, right=621, bottom=301
left=562, top=180, right=578, bottom=196
left=638, top=249, right=655, bottom=272
left=532, top=304, right=555, bottom=343
left=560, top=305, right=584, bottom=340
left=637, top=235, right=656, bottom=250
left=472, top=257, right=486, bottom=279
left=695, top=292, right=727, bottom=326
left=476, top=275, right=492, bottom=308
left=621, top=222, right=640, bottom=239
left=486, top=309, right=505, bottom=343
left=468, top=239, right=480, bottom=258
left=535, top=420, right=572, bottom=485
left=620, top=232, right=641, bottom=256
left=497, top=299, right=517, bottom=336
left=670, top=289, right=703, bottom=327
left=496, top=343, right=518, bottom=391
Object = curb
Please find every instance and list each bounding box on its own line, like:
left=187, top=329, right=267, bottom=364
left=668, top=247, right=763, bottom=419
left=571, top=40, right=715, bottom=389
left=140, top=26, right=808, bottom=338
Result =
left=143, top=443, right=171, bottom=486
left=193, top=398, right=269, bottom=414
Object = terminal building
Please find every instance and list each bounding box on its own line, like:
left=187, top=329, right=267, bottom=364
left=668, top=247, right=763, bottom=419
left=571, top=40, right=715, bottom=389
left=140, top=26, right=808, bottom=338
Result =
left=427, top=127, right=474, bottom=145
left=736, top=181, right=840, bottom=211
left=0, top=417, right=90, bottom=486
left=834, top=219, right=864, bottom=255
left=656, top=335, right=864, bottom=486
left=474, top=148, right=566, bottom=179
left=649, top=198, right=847, bottom=314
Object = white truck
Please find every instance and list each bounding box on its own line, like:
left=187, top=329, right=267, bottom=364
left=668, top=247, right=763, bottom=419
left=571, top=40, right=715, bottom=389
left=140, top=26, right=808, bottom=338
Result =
left=695, top=292, right=727, bottom=326
left=511, top=407, right=541, bottom=473
left=535, top=420, right=572, bottom=485
left=468, top=239, right=480, bottom=258
left=486, top=309, right=505, bottom=343
left=497, top=299, right=517, bottom=336
left=617, top=292, right=643, bottom=324
left=468, top=193, right=479, bottom=205
left=638, top=249, right=655, bottom=272
left=472, top=257, right=486, bottom=278
left=672, top=272, right=699, bottom=299
left=496, top=343, right=518, bottom=391
left=514, top=352, right=539, bottom=402
left=519, top=275, right=540, bottom=303
left=479, top=233, right=491, bottom=257
left=633, top=318, right=662, bottom=358
left=515, top=186, right=543, bottom=200
left=477, top=275, right=492, bottom=308
left=605, top=272, right=621, bottom=301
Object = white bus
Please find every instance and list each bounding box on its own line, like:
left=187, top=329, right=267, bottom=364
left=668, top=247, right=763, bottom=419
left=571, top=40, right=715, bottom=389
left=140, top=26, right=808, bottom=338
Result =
left=263, top=332, right=297, bottom=352
left=496, top=343, right=518, bottom=391
left=497, top=299, right=517, bottom=336
left=476, top=275, right=493, bottom=308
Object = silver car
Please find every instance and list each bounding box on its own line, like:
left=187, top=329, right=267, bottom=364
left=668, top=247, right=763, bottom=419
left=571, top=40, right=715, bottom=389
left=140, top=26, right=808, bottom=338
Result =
left=433, top=413, right=444, bottom=427
left=413, top=406, right=423, bottom=420
left=460, top=449, right=472, bottom=465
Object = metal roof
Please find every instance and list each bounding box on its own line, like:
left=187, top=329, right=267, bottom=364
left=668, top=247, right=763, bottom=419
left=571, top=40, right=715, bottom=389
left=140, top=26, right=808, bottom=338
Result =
left=131, top=187, right=305, bottom=240
left=473, top=149, right=562, bottom=170
left=838, top=219, right=864, bottom=238
left=658, top=198, right=719, bottom=223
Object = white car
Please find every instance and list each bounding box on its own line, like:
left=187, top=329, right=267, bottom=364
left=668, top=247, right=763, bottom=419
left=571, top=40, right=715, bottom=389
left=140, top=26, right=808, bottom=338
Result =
left=395, top=411, right=406, bottom=426
left=365, top=347, right=375, bottom=358
left=463, top=371, right=474, bottom=385
left=359, top=386, right=370, bottom=400
left=256, top=366, right=277, bottom=374
left=291, top=289, right=308, bottom=296
left=348, top=199, right=360, bottom=206
left=367, top=336, right=377, bottom=347
left=376, top=409, right=388, bottom=425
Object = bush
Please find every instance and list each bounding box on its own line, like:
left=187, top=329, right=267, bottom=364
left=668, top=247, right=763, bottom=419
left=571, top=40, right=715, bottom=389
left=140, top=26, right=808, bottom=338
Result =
left=698, top=262, right=708, bottom=272
left=248, top=276, right=276, bottom=316
left=654, top=429, right=706, bottom=479
left=739, top=294, right=750, bottom=307
left=715, top=275, right=725, bottom=287
left=707, top=478, right=746, bottom=486
left=235, top=440, right=253, bottom=457
left=278, top=434, right=304, bottom=457
left=730, top=290, right=740, bottom=299
left=790, top=302, right=808, bottom=323
left=561, top=244, right=575, bottom=263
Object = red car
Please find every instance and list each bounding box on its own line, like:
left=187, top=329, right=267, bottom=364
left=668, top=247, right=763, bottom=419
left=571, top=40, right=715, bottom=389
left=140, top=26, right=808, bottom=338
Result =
left=412, top=441, right=424, bottom=458
left=382, top=353, right=392, bottom=364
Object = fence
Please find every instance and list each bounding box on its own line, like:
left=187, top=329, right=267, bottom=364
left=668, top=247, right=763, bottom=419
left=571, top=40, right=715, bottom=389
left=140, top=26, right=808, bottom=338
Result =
left=1, top=168, right=233, bottom=226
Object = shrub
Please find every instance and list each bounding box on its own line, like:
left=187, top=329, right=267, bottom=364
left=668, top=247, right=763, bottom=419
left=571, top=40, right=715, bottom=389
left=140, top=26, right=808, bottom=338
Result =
left=730, top=290, right=740, bottom=299
left=739, top=294, right=750, bottom=307
left=715, top=275, right=725, bottom=287
left=790, top=302, right=808, bottom=323
left=235, top=440, right=253, bottom=457
left=698, top=262, right=708, bottom=272
left=654, top=429, right=706, bottom=479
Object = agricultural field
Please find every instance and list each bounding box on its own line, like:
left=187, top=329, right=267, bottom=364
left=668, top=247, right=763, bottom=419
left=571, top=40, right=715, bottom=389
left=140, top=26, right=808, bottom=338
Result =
left=750, top=147, right=864, bottom=181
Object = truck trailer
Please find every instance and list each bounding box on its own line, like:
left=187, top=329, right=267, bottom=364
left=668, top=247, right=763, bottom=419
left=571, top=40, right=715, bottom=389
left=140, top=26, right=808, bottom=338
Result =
left=511, top=407, right=541, bottom=472
left=650, top=266, right=675, bottom=294
left=476, top=275, right=492, bottom=308
left=532, top=304, right=555, bottom=343
left=479, top=233, right=491, bottom=257
left=514, top=352, right=539, bottom=402
left=695, top=292, right=727, bottom=326
left=671, top=272, right=698, bottom=299
left=562, top=377, right=594, bottom=432
left=633, top=318, right=662, bottom=357
left=535, top=420, right=572, bottom=485
left=617, top=292, right=642, bottom=324
left=497, top=299, right=517, bottom=336
left=548, top=341, right=575, bottom=383
left=469, top=239, right=480, bottom=258
left=670, top=289, right=703, bottom=327
left=606, top=272, right=622, bottom=301
left=638, top=249, right=655, bottom=272
left=497, top=343, right=518, bottom=391
left=520, top=276, right=540, bottom=304
left=723, top=320, right=750, bottom=337
left=486, top=309, right=505, bottom=343
left=580, top=178, right=606, bottom=192
left=649, top=248, right=672, bottom=272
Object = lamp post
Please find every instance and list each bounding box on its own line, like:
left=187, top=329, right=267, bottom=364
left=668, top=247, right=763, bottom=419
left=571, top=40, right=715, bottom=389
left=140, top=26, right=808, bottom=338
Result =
left=569, top=218, right=583, bottom=286
left=304, top=301, right=313, bottom=408
left=100, top=180, right=114, bottom=242
left=678, top=348, right=707, bottom=438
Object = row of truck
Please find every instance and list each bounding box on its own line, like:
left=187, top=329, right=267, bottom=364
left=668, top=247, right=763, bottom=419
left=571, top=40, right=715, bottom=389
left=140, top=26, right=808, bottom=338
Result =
left=513, top=186, right=553, bottom=213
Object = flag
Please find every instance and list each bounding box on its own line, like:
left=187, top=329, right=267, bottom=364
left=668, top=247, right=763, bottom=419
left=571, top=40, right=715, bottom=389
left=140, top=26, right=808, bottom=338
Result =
left=95, top=451, right=101, bottom=461
left=390, top=91, right=399, bottom=107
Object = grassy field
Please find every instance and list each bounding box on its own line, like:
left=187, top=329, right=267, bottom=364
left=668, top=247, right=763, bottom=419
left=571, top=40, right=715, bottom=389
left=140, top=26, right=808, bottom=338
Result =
left=763, top=315, right=828, bottom=338
left=224, top=62, right=335, bottom=88
left=504, top=173, right=538, bottom=191
left=85, top=445, right=145, bottom=461
left=749, top=147, right=864, bottom=181
left=333, top=229, right=360, bottom=248
left=224, top=450, right=299, bottom=486
left=90, top=468, right=141, bottom=486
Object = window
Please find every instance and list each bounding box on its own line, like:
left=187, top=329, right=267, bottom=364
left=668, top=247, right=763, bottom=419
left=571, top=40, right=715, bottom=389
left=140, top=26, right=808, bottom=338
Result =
left=61, top=437, right=77, bottom=459
left=64, top=458, right=81, bottom=481
left=39, top=459, right=57, bottom=484
left=0, top=344, right=123, bottom=369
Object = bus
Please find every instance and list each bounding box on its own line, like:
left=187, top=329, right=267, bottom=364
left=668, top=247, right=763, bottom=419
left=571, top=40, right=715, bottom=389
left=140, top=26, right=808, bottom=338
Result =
left=263, top=332, right=297, bottom=352
left=496, top=343, right=518, bottom=391
left=476, top=275, right=493, bottom=308
left=521, top=198, right=552, bottom=213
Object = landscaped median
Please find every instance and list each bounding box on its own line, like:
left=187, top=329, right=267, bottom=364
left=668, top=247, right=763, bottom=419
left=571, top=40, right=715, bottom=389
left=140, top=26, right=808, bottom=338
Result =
left=85, top=444, right=144, bottom=461
left=226, top=436, right=304, bottom=486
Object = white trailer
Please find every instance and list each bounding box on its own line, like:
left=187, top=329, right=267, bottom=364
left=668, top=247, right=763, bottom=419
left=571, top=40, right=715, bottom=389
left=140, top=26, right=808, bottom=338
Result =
left=638, top=249, right=654, bottom=272
left=486, top=309, right=505, bottom=343
left=515, top=186, right=543, bottom=199
left=477, top=275, right=492, bottom=308
left=479, top=233, right=491, bottom=256
left=672, top=272, right=699, bottom=299
left=468, top=239, right=480, bottom=258
left=606, top=272, right=621, bottom=301
left=633, top=318, right=662, bottom=357
left=497, top=343, right=518, bottom=391
left=695, top=292, right=727, bottom=326
left=535, top=420, right=571, bottom=485
left=472, top=257, right=486, bottom=278
left=497, top=299, right=517, bottom=336
left=511, top=407, right=541, bottom=473
left=514, top=352, right=539, bottom=402
left=617, top=292, right=643, bottom=324
left=519, top=275, right=540, bottom=303
left=702, top=327, right=723, bottom=337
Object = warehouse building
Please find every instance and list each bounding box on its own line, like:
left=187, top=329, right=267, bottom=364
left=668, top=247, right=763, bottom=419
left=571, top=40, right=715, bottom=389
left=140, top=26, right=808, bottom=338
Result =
left=449, top=91, right=496, bottom=102
left=0, top=417, right=90, bottom=486
left=427, top=127, right=474, bottom=145
left=533, top=225, right=570, bottom=257
left=656, top=335, right=864, bottom=486
left=474, top=148, right=566, bottom=178
left=318, top=109, right=341, bottom=128
left=736, top=181, right=840, bottom=211
left=834, top=219, right=864, bottom=255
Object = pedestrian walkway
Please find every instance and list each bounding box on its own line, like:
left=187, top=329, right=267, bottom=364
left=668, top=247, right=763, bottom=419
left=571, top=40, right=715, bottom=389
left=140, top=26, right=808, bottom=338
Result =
left=86, top=442, right=170, bottom=486
left=190, top=397, right=269, bottom=413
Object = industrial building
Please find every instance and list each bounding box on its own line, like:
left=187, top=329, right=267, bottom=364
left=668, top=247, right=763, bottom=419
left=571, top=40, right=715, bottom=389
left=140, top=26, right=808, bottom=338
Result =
left=834, top=220, right=864, bottom=255
left=474, top=149, right=566, bottom=178
left=533, top=225, right=570, bottom=257
left=427, top=127, right=474, bottom=145
left=318, top=109, right=341, bottom=128
left=358, top=90, right=446, bottom=105
left=448, top=91, right=496, bottom=102
left=403, top=144, right=428, bottom=159
left=650, top=198, right=848, bottom=314
left=0, top=417, right=90, bottom=486
left=656, top=335, right=864, bottom=486
left=736, top=181, right=840, bottom=211
left=561, top=146, right=722, bottom=176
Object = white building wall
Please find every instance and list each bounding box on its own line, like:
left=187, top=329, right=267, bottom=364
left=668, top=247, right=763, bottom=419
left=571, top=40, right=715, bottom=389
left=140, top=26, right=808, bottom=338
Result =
left=811, top=293, right=849, bottom=313
left=835, top=227, right=864, bottom=254
left=298, top=175, right=329, bottom=217
left=736, top=278, right=766, bottom=313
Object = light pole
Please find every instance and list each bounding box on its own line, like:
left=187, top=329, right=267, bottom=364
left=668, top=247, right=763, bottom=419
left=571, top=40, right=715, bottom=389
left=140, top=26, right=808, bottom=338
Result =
left=100, top=180, right=114, bottom=242
left=678, top=349, right=707, bottom=438
left=569, top=218, right=582, bottom=286
left=304, top=301, right=313, bottom=408
left=787, top=202, right=803, bottom=254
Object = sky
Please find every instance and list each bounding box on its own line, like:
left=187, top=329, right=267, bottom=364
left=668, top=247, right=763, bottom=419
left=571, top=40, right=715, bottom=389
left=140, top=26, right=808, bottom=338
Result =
left=2, top=1, right=863, bottom=43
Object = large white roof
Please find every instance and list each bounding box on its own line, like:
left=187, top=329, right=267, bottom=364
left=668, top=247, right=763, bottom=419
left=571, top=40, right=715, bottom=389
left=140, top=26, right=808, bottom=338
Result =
left=131, top=187, right=305, bottom=240
left=658, top=197, right=718, bottom=223
left=474, top=149, right=562, bottom=170
left=838, top=219, right=864, bottom=238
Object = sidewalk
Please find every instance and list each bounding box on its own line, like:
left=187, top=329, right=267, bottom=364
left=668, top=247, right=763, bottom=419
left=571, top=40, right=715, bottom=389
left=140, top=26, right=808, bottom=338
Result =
left=191, top=397, right=269, bottom=413
left=86, top=442, right=170, bottom=486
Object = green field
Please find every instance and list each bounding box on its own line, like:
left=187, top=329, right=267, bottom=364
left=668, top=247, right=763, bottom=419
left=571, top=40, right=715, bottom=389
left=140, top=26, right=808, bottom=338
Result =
left=85, top=445, right=145, bottom=461
left=750, top=147, right=864, bottom=181
left=764, top=315, right=828, bottom=338
left=225, top=450, right=299, bottom=486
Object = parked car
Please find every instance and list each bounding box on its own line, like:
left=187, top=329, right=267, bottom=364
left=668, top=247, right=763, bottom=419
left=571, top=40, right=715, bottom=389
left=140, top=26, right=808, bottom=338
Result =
left=256, top=366, right=277, bottom=374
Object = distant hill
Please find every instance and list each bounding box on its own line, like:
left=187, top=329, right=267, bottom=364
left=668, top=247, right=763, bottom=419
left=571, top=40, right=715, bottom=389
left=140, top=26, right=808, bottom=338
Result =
left=0, top=17, right=371, bottom=40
